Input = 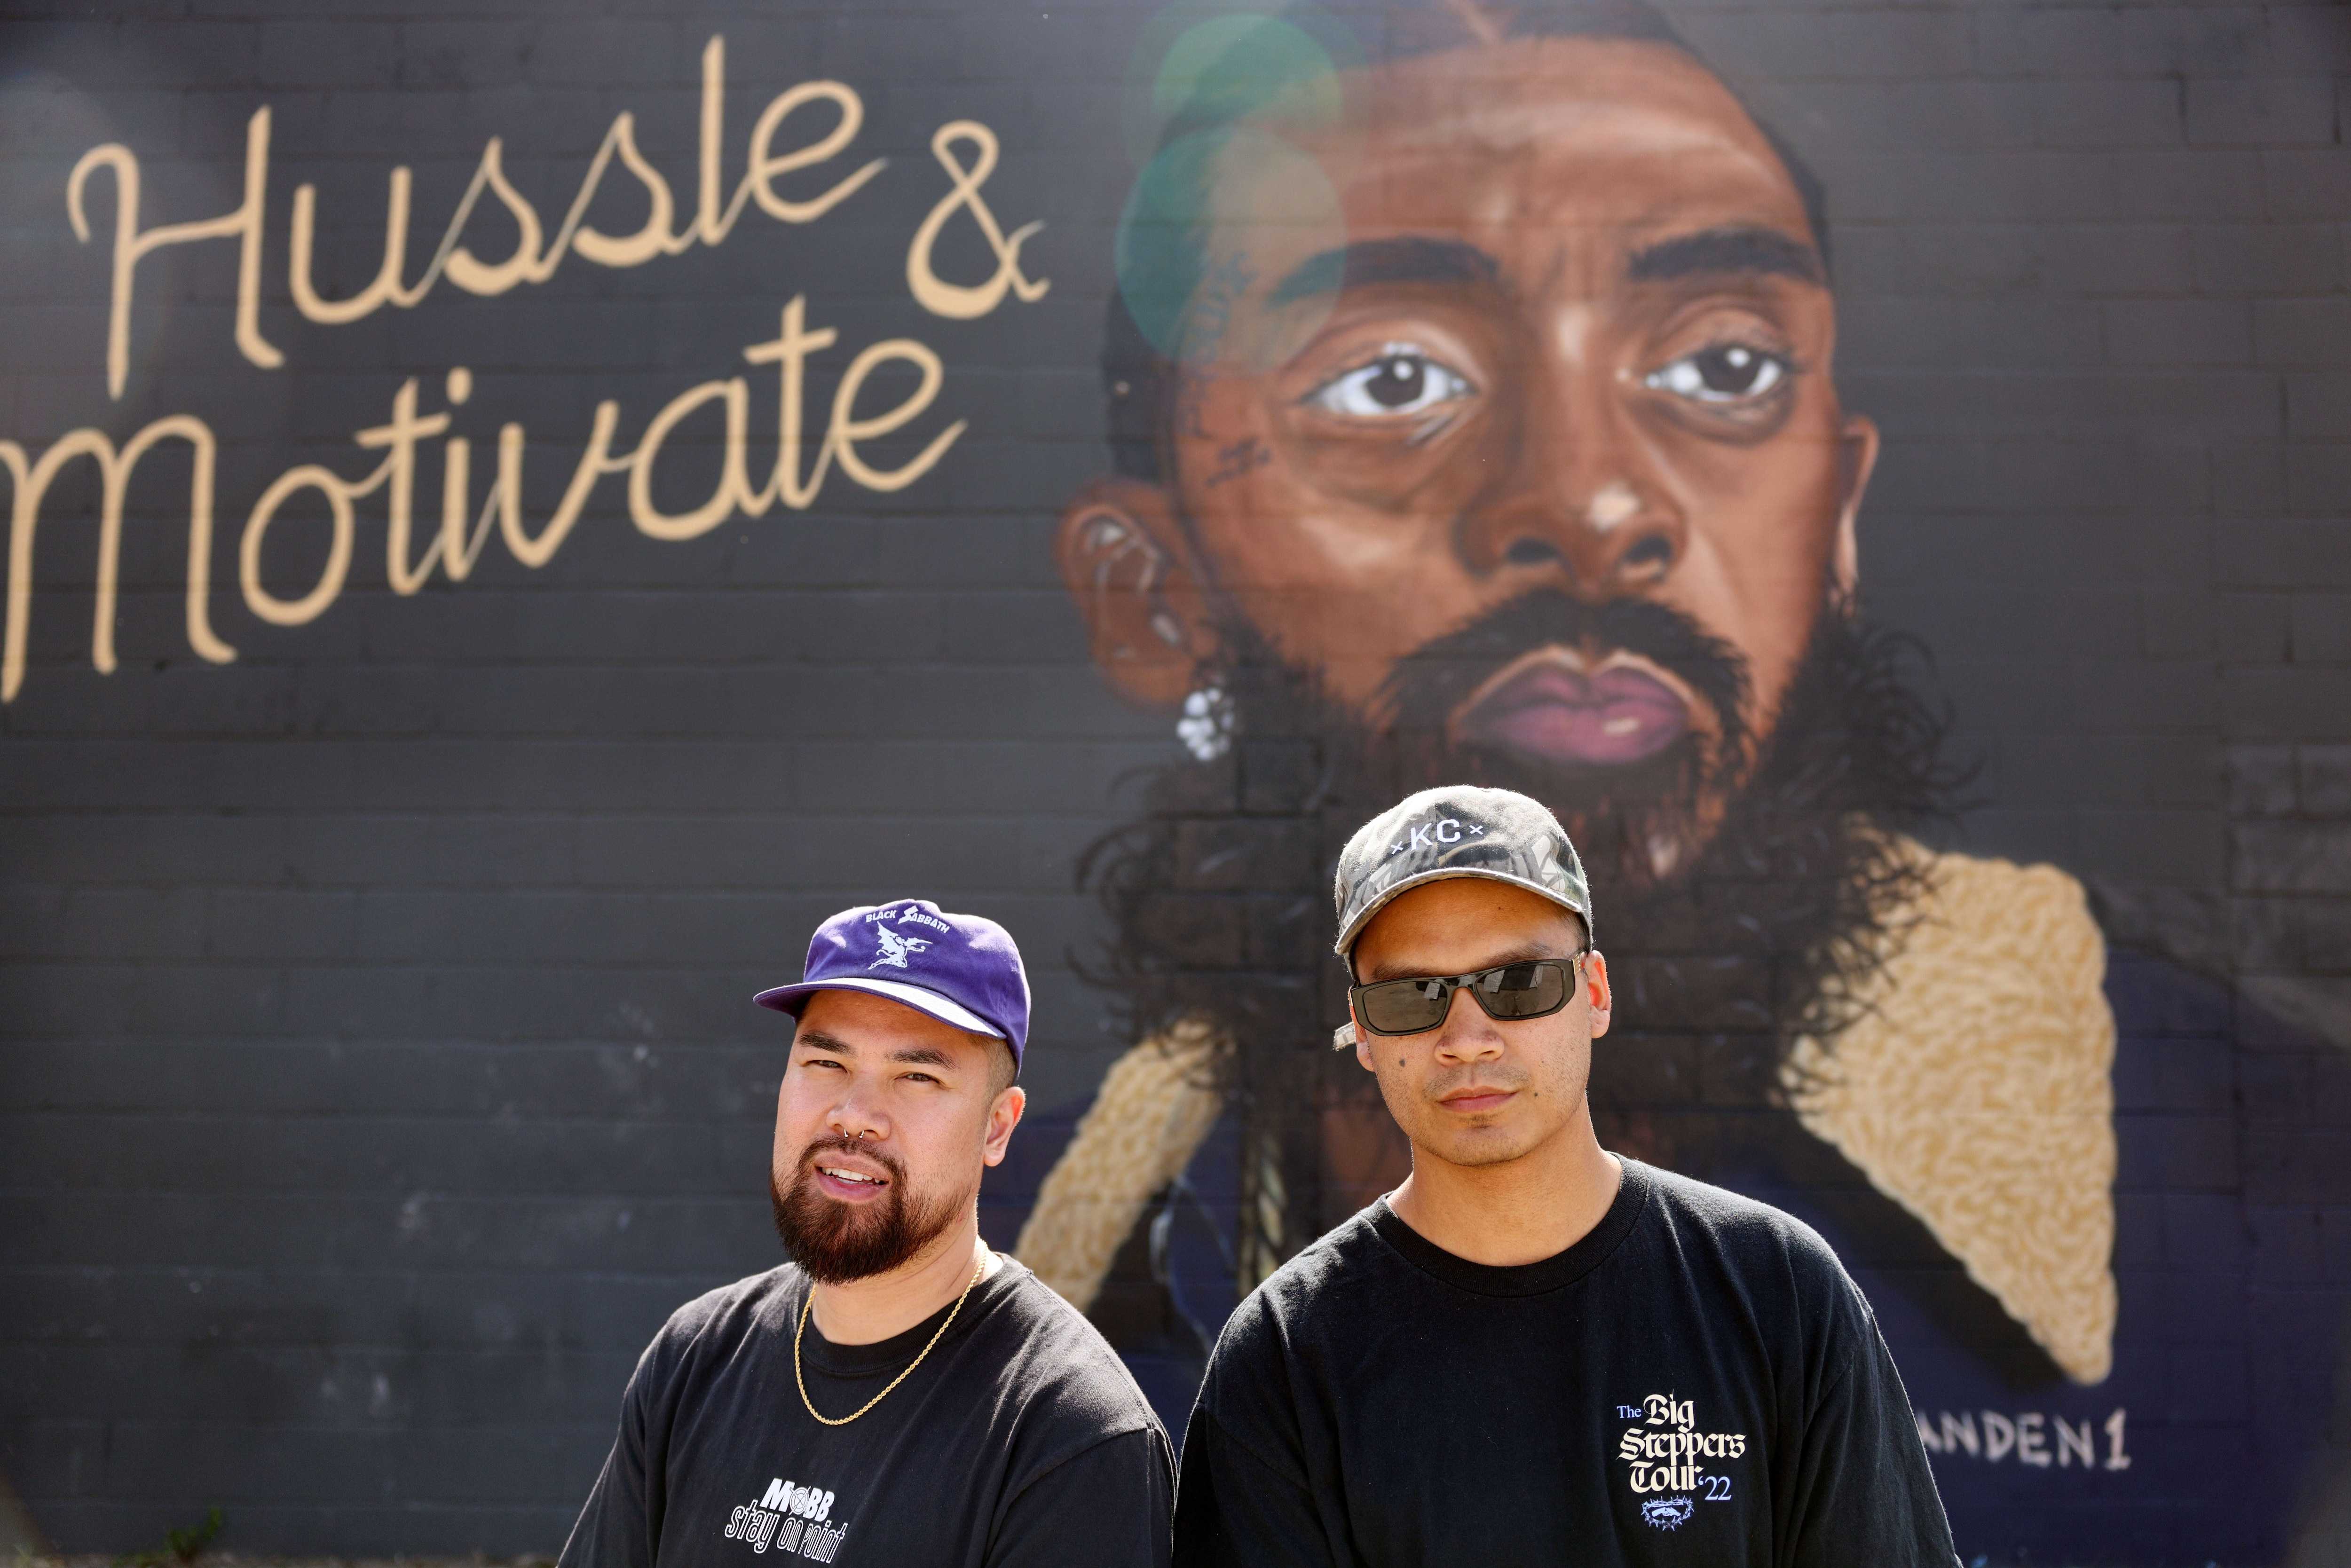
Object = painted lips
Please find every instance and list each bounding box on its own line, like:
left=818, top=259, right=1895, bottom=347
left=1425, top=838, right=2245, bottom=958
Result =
left=1453, top=657, right=1691, bottom=768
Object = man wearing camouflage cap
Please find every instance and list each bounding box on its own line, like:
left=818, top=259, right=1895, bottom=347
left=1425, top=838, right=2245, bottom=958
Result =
left=1170, top=786, right=1957, bottom=1566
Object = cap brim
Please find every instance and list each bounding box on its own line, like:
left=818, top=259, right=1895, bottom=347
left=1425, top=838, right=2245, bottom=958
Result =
left=752, top=977, right=1005, bottom=1039
left=1334, top=867, right=1588, bottom=956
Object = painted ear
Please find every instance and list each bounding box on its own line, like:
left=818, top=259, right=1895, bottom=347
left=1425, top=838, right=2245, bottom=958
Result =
left=1832, top=414, right=1879, bottom=608
left=1055, top=477, right=1215, bottom=708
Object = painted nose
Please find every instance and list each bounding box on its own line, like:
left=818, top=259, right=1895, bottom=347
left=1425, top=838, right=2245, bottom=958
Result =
left=1494, top=480, right=1681, bottom=591
left=1463, top=368, right=1686, bottom=593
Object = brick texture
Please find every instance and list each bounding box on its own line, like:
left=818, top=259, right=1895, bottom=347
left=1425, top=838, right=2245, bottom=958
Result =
left=0, top=0, right=2347, bottom=1559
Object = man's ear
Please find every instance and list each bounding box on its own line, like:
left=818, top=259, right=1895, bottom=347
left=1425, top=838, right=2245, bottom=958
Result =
left=1582, top=950, right=1614, bottom=1042
left=1057, top=477, right=1215, bottom=708
left=981, top=1084, right=1026, bottom=1168
left=1831, top=414, right=1879, bottom=608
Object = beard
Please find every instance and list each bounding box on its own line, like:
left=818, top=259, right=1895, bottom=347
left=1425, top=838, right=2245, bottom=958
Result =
left=770, top=1135, right=967, bottom=1284
left=1076, top=583, right=1961, bottom=1251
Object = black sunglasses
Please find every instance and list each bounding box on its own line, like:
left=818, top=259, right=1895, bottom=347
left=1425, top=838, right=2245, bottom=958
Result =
left=1348, top=956, right=1585, bottom=1038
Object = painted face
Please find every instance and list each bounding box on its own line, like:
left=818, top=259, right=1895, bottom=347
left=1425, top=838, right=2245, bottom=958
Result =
left=1073, top=36, right=1877, bottom=887
left=1349, top=877, right=1610, bottom=1171
left=771, top=988, right=1021, bottom=1283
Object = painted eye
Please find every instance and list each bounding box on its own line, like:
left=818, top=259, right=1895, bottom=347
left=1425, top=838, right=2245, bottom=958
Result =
left=1305, top=345, right=1475, bottom=418
left=1644, top=343, right=1789, bottom=403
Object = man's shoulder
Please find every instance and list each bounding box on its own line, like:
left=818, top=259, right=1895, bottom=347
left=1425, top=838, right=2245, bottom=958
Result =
left=981, top=1261, right=1167, bottom=1439
left=609, top=1264, right=801, bottom=1413
left=643, top=1264, right=800, bottom=1364
left=1633, top=1161, right=1854, bottom=1294
left=1211, top=1206, right=1390, bottom=1350
left=1271, top=1199, right=1390, bottom=1286
left=665, top=1262, right=800, bottom=1332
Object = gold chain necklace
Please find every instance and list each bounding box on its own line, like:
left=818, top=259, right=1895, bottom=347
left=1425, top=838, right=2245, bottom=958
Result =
left=794, top=1253, right=988, bottom=1426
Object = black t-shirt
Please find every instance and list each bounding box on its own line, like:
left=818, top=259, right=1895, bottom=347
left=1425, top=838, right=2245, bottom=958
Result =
left=1173, top=1159, right=1958, bottom=1568
left=561, top=1255, right=1173, bottom=1568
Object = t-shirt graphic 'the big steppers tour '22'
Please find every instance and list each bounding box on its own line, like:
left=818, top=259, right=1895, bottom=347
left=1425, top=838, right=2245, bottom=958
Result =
left=1172, top=1160, right=1958, bottom=1567
left=559, top=1258, right=1174, bottom=1568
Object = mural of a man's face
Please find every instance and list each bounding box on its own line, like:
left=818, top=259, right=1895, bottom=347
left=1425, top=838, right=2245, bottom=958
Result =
left=1065, top=34, right=1878, bottom=889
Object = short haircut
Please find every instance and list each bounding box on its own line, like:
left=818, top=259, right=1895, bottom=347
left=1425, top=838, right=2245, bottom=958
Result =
left=1101, top=0, right=1834, bottom=483
left=987, top=1037, right=1019, bottom=1097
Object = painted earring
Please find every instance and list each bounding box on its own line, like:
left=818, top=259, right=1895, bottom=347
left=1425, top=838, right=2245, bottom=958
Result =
left=1176, top=682, right=1235, bottom=762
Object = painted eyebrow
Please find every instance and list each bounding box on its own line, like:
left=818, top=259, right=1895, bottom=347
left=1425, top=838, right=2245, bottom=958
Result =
left=1624, top=224, right=1824, bottom=286
left=1265, top=236, right=1503, bottom=307
left=1360, top=942, right=1563, bottom=984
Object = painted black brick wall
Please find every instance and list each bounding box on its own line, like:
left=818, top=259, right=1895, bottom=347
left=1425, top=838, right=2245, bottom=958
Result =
left=0, top=0, right=2346, bottom=1554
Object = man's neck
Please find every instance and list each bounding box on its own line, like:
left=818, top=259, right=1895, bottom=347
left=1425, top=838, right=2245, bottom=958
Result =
left=806, top=1216, right=997, bottom=1346
left=1387, top=1107, right=1622, bottom=1268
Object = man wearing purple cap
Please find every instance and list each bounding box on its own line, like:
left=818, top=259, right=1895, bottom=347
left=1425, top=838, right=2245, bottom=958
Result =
left=560, top=899, right=1174, bottom=1568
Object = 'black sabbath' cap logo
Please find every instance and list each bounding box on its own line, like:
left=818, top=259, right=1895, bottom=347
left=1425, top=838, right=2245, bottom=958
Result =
left=1331, top=785, right=1594, bottom=961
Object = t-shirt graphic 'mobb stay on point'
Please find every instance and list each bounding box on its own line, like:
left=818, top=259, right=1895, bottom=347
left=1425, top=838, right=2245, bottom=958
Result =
left=720, top=1477, right=844, bottom=1561
left=560, top=1257, right=1173, bottom=1568
left=1172, top=1159, right=1959, bottom=1568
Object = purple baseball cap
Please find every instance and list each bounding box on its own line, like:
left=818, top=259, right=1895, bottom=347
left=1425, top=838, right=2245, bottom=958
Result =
left=754, top=898, right=1031, bottom=1070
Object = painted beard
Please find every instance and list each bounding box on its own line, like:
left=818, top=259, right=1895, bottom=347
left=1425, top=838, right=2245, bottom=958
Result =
left=1363, top=589, right=1755, bottom=894
left=770, top=1135, right=964, bottom=1284
left=1081, top=580, right=1957, bottom=1113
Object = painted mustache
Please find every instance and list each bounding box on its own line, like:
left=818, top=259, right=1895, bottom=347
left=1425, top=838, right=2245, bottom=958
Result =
left=1376, top=590, right=1752, bottom=780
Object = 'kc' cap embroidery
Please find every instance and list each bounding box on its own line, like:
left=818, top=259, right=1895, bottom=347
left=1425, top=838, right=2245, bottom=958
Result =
left=1331, top=785, right=1593, bottom=963
left=754, top=898, right=1031, bottom=1070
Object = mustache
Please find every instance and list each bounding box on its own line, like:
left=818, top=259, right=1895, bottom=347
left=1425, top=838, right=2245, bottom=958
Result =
left=1373, top=589, right=1753, bottom=772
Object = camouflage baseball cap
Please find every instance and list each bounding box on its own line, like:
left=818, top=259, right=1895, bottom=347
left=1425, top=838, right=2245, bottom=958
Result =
left=1331, top=785, right=1594, bottom=962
